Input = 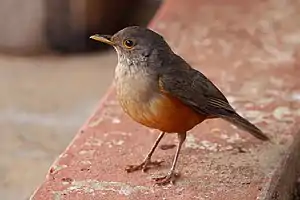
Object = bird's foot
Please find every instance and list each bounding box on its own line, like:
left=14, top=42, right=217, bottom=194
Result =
left=125, top=159, right=164, bottom=173
left=152, top=171, right=180, bottom=185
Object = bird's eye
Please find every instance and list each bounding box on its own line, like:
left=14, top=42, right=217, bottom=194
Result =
left=123, top=39, right=135, bottom=49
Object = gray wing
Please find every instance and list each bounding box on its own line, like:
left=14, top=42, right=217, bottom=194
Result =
left=159, top=58, right=236, bottom=117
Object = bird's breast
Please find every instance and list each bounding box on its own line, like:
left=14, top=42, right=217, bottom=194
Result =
left=114, top=63, right=157, bottom=103
left=114, top=63, right=205, bottom=133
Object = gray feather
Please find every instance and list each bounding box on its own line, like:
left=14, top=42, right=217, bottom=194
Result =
left=159, top=55, right=269, bottom=141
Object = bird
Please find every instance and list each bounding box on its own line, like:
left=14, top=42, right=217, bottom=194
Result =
left=89, top=26, right=269, bottom=185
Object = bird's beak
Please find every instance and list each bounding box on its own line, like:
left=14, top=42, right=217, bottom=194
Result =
left=89, top=34, right=114, bottom=45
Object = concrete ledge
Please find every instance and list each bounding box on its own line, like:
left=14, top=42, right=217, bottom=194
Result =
left=30, top=0, right=300, bottom=199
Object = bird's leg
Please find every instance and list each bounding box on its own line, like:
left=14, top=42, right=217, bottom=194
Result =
left=153, top=132, right=186, bottom=185
left=126, top=132, right=165, bottom=173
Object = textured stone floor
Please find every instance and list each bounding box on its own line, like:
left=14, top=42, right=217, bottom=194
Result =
left=31, top=0, right=300, bottom=199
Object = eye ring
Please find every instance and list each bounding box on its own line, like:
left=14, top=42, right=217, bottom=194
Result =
left=123, top=39, right=135, bottom=49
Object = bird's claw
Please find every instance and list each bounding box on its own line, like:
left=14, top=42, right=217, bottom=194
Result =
left=152, top=171, right=180, bottom=185
left=125, top=159, right=164, bottom=173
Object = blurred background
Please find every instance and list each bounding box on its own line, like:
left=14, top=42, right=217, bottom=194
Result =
left=0, top=0, right=161, bottom=199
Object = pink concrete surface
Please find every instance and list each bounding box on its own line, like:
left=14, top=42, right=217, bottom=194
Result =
left=31, top=0, right=300, bottom=199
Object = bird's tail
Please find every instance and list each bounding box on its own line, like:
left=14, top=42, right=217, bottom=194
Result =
left=221, top=112, right=269, bottom=141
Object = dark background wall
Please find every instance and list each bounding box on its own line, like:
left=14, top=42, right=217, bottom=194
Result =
left=0, top=0, right=161, bottom=55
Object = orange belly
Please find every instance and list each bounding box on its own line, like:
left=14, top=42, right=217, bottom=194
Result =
left=119, top=93, right=206, bottom=133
